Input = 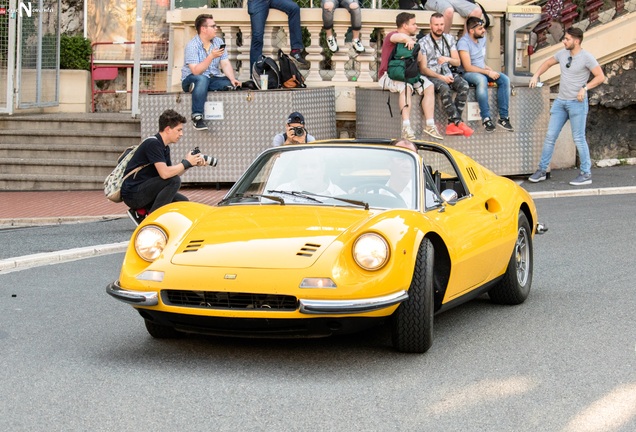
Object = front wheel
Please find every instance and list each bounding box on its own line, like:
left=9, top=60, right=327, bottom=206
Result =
left=488, top=211, right=533, bottom=305
left=391, top=238, right=434, bottom=353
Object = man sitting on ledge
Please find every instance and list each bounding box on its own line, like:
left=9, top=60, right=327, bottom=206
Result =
left=182, top=14, right=241, bottom=131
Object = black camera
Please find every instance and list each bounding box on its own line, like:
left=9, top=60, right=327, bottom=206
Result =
left=191, top=146, right=218, bottom=167
left=290, top=126, right=305, bottom=137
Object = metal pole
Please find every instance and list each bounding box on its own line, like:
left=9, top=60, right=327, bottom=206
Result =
left=131, top=0, right=143, bottom=118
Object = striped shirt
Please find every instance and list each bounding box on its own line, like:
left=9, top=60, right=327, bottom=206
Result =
left=181, top=35, right=228, bottom=81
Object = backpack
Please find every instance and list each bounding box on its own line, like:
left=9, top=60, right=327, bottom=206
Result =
left=388, top=42, right=421, bottom=84
left=278, top=49, right=306, bottom=89
left=252, top=56, right=281, bottom=90
left=103, top=137, right=154, bottom=203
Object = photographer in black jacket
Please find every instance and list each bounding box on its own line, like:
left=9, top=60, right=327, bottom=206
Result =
left=121, top=109, right=215, bottom=225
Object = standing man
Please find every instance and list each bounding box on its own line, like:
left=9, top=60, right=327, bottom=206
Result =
left=378, top=12, right=442, bottom=141
left=248, top=0, right=309, bottom=71
left=528, top=27, right=605, bottom=186
left=121, top=109, right=213, bottom=226
left=420, top=13, right=473, bottom=137
left=458, top=16, right=514, bottom=133
left=182, top=14, right=241, bottom=131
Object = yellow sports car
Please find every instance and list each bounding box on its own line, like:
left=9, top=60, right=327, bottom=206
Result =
left=107, top=140, right=546, bottom=353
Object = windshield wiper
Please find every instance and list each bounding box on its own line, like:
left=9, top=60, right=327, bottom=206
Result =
left=274, top=191, right=369, bottom=210
left=217, top=193, right=284, bottom=205
left=267, top=190, right=323, bottom=203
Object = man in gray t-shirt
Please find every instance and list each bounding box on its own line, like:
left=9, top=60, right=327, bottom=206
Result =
left=528, top=27, right=604, bottom=187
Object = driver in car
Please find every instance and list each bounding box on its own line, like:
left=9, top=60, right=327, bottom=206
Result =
left=277, top=154, right=345, bottom=196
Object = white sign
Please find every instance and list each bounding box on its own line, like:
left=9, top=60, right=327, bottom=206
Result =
left=466, top=102, right=481, bottom=122
left=204, top=101, right=224, bottom=120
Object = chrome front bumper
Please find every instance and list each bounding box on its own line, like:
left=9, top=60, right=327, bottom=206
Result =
left=106, top=281, right=408, bottom=314
left=106, top=282, right=158, bottom=306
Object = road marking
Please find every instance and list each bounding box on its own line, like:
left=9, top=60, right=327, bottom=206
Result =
left=0, top=242, right=129, bottom=274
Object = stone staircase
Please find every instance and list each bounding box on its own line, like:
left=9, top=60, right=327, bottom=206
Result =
left=0, top=113, right=141, bottom=191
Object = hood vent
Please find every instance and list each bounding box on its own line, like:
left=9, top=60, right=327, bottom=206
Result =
left=183, top=239, right=204, bottom=253
left=296, top=243, right=321, bottom=257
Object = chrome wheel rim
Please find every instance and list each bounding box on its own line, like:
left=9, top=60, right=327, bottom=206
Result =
left=515, top=226, right=530, bottom=286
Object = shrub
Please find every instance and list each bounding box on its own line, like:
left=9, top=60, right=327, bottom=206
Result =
left=60, top=34, right=92, bottom=70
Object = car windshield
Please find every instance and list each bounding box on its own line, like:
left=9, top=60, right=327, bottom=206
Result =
left=223, top=146, right=420, bottom=210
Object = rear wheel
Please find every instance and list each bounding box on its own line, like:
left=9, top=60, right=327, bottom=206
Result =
left=144, top=319, right=183, bottom=339
left=488, top=211, right=533, bottom=305
left=391, top=238, right=434, bottom=353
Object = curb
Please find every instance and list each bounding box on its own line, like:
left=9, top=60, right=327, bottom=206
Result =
left=529, top=186, right=636, bottom=199
left=0, top=241, right=129, bottom=274
left=0, top=214, right=126, bottom=228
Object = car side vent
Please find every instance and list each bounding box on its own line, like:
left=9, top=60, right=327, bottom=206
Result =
left=183, top=239, right=204, bottom=253
left=466, top=166, right=478, bottom=181
left=296, top=243, right=321, bottom=257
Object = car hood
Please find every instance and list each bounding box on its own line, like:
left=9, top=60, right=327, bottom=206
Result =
left=170, top=206, right=372, bottom=269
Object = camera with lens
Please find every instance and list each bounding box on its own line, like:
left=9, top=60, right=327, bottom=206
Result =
left=190, top=146, right=218, bottom=167
left=290, top=126, right=305, bottom=137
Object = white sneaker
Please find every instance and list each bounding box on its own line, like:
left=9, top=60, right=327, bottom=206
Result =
left=402, top=125, right=416, bottom=141
left=352, top=39, right=365, bottom=53
left=327, top=36, right=339, bottom=53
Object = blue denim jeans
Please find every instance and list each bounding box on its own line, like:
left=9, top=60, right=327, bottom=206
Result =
left=462, top=71, right=510, bottom=121
left=181, top=74, right=232, bottom=118
left=248, top=0, right=303, bottom=69
left=539, top=98, right=591, bottom=174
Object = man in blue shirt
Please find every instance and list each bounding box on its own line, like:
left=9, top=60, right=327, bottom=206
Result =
left=182, top=14, right=241, bottom=131
left=457, top=16, right=514, bottom=133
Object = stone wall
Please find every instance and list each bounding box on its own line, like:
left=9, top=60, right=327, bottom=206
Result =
left=586, top=54, right=636, bottom=160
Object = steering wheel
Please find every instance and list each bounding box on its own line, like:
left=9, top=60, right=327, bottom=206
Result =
left=350, top=182, right=408, bottom=207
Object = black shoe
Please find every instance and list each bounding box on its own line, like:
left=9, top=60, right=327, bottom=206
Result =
left=127, top=209, right=146, bottom=226
left=483, top=117, right=495, bottom=133
left=192, top=114, right=208, bottom=131
left=497, top=117, right=514, bottom=132
left=290, top=51, right=309, bottom=70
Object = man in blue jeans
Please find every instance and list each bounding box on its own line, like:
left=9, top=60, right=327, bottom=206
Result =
left=528, top=27, right=605, bottom=186
left=248, top=0, right=309, bottom=71
left=458, top=16, right=513, bottom=133
left=182, top=14, right=241, bottom=131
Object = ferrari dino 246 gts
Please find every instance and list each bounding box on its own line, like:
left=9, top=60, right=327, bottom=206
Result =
left=107, top=140, right=546, bottom=353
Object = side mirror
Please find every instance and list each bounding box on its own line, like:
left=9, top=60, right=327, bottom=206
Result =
left=438, top=189, right=458, bottom=212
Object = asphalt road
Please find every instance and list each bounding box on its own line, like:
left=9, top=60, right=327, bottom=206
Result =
left=0, top=195, right=635, bottom=431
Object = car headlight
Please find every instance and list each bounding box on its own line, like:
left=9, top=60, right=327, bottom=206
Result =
left=353, top=233, right=389, bottom=271
left=134, top=225, right=167, bottom=262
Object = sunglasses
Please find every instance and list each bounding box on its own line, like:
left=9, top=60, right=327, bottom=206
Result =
left=203, top=24, right=218, bottom=29
left=566, top=56, right=572, bottom=68
left=470, top=21, right=484, bottom=30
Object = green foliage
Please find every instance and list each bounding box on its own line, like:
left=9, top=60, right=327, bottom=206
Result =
left=60, top=34, right=92, bottom=71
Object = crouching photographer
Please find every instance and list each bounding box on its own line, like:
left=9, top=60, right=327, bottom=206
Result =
left=121, top=109, right=217, bottom=226
left=272, top=112, right=316, bottom=146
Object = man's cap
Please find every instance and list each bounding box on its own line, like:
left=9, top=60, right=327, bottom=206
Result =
left=287, top=112, right=305, bottom=125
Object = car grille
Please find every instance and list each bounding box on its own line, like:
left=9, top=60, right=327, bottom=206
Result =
left=163, top=290, right=298, bottom=311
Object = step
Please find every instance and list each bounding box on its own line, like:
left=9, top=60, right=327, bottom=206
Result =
left=0, top=174, right=104, bottom=191
left=0, top=113, right=141, bottom=133
left=0, top=157, right=117, bottom=177
left=0, top=129, right=141, bottom=146
left=0, top=143, right=136, bottom=160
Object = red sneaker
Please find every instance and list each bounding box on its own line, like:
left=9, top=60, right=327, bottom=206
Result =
left=457, top=122, right=474, bottom=137
left=445, top=123, right=463, bottom=136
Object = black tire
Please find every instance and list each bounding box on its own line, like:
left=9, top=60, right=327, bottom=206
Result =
left=488, top=211, right=533, bottom=305
left=391, top=238, right=434, bottom=353
left=144, top=319, right=183, bottom=339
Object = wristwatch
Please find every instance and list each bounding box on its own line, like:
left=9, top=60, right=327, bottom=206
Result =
left=582, top=84, right=588, bottom=91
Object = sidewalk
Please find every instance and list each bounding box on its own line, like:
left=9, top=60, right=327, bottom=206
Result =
left=1, top=165, right=635, bottom=226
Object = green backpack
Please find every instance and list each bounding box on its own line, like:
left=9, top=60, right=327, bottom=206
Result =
left=388, top=42, right=421, bottom=84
